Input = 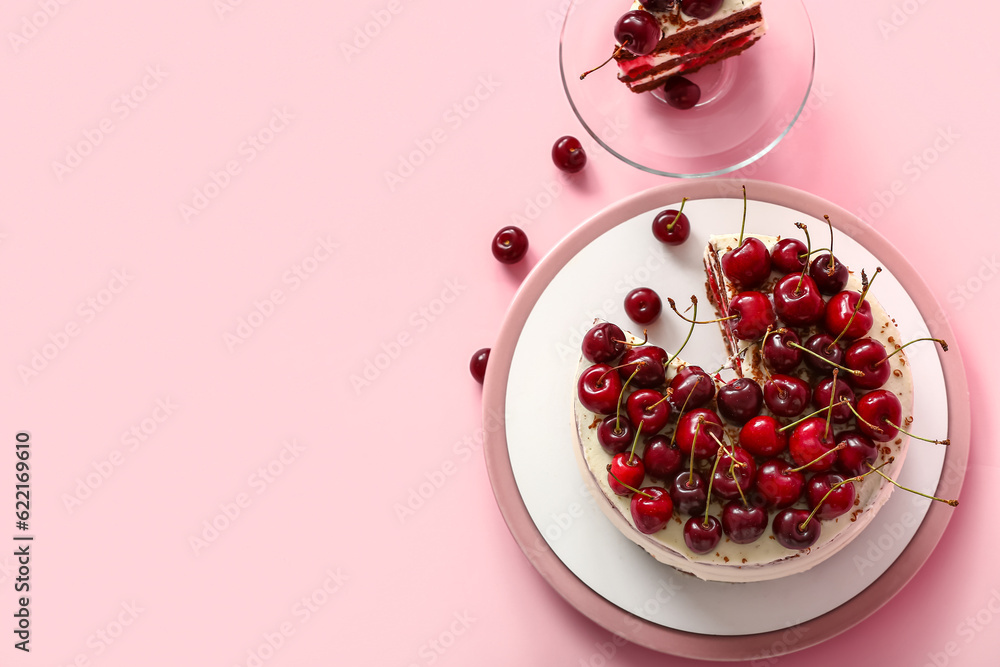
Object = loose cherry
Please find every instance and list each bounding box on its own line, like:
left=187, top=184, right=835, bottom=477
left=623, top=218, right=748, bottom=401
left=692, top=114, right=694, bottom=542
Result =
left=683, top=515, right=723, bottom=554
left=788, top=418, right=838, bottom=471
left=806, top=472, right=856, bottom=520
left=717, top=378, right=763, bottom=424
left=577, top=364, right=624, bottom=414
left=755, top=458, right=804, bottom=508
left=552, top=136, right=587, bottom=173
left=652, top=198, right=691, bottom=245
left=469, top=348, right=489, bottom=383
left=582, top=322, right=626, bottom=364
left=626, top=389, right=672, bottom=434
left=739, top=415, right=787, bottom=457
left=642, top=434, right=684, bottom=481
left=674, top=409, right=724, bottom=459
left=762, top=374, right=810, bottom=418
left=772, top=508, right=821, bottom=550
left=721, top=501, right=768, bottom=544
left=491, top=226, right=529, bottom=263
left=844, top=338, right=891, bottom=390
left=663, top=76, right=701, bottom=110
left=625, top=287, right=662, bottom=325
left=728, top=291, right=775, bottom=340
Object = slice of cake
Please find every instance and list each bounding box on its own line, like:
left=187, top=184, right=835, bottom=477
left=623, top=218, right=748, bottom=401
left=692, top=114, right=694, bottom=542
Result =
left=616, top=1, right=767, bottom=93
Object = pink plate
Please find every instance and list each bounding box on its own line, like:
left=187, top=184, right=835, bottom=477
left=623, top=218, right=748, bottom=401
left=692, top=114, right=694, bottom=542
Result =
left=482, top=179, right=969, bottom=660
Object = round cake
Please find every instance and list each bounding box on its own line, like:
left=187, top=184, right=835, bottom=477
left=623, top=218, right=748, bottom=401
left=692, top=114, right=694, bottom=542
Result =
left=573, top=228, right=924, bottom=583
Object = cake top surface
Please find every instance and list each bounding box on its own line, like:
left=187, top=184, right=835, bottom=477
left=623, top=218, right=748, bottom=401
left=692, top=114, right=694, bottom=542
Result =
left=630, top=0, right=763, bottom=36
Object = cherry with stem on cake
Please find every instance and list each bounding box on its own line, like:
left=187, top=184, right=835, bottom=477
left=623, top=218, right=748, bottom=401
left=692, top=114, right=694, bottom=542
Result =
left=670, top=469, right=708, bottom=516
left=826, top=268, right=882, bottom=346
left=721, top=187, right=772, bottom=288
left=844, top=338, right=891, bottom=390
left=491, top=226, right=529, bottom=264
left=668, top=367, right=715, bottom=412
left=773, top=273, right=825, bottom=327
left=756, top=458, right=804, bottom=509
left=778, top=399, right=851, bottom=434
left=770, top=226, right=808, bottom=274
left=739, top=415, right=788, bottom=458
left=597, top=414, right=636, bottom=455
left=788, top=418, right=841, bottom=472
left=626, top=388, right=673, bottom=434
left=806, top=471, right=857, bottom=521
left=608, top=423, right=646, bottom=495
left=625, top=287, right=663, bottom=324
left=469, top=348, right=490, bottom=383
left=640, top=0, right=677, bottom=11
left=683, top=452, right=724, bottom=554
left=551, top=136, right=587, bottom=173
left=762, top=374, right=810, bottom=418
left=580, top=10, right=662, bottom=79
left=797, top=333, right=848, bottom=376
left=652, top=198, right=691, bottom=245
left=676, top=409, right=724, bottom=459
left=643, top=434, right=684, bottom=481
left=709, top=435, right=756, bottom=503
left=866, top=460, right=959, bottom=507
left=610, top=469, right=677, bottom=534
left=812, top=370, right=855, bottom=425
left=619, top=346, right=667, bottom=387
left=722, top=499, right=768, bottom=544
left=849, top=391, right=950, bottom=445
left=809, top=215, right=849, bottom=295
left=717, top=377, right=764, bottom=424
left=762, top=327, right=802, bottom=374
left=772, top=508, right=821, bottom=550
left=728, top=291, right=776, bottom=341
left=663, top=76, right=701, bottom=110
left=835, top=430, right=879, bottom=476
left=577, top=362, right=628, bottom=414
left=681, top=0, right=724, bottom=19
left=879, top=337, right=949, bottom=363
left=582, top=322, right=626, bottom=364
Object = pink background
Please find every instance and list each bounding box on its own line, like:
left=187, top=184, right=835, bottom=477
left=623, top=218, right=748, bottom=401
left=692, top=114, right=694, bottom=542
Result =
left=0, top=1, right=996, bottom=665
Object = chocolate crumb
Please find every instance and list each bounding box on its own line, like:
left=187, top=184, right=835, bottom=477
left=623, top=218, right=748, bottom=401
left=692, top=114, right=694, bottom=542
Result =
left=888, top=336, right=895, bottom=343
left=724, top=556, right=730, bottom=562
left=742, top=558, right=748, bottom=564
left=893, top=369, right=902, bottom=377
left=895, top=438, right=902, bottom=445
left=905, top=416, right=913, bottom=426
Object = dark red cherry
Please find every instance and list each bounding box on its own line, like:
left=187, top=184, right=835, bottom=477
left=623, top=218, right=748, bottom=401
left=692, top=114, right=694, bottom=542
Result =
left=624, top=287, right=662, bottom=325
left=663, top=75, right=701, bottom=110
left=802, top=333, right=844, bottom=375
left=641, top=0, right=676, bottom=11
left=491, top=226, right=529, bottom=263
left=668, top=366, right=716, bottom=412
left=727, top=291, right=776, bottom=341
left=788, top=418, right=838, bottom=472
left=755, top=459, right=804, bottom=509
left=625, top=389, right=672, bottom=434
left=619, top=346, right=668, bottom=388
left=684, top=515, right=723, bottom=554
left=845, top=338, right=891, bottom=390
left=712, top=446, right=757, bottom=501
left=597, top=415, right=635, bottom=455
left=551, top=135, right=587, bottom=173
left=771, top=238, right=808, bottom=274
left=772, top=274, right=825, bottom=327
left=812, top=376, right=855, bottom=424
left=470, top=348, right=489, bottom=383
left=582, top=322, right=626, bottom=364
left=674, top=409, right=724, bottom=459
left=615, top=10, right=662, bottom=56
left=630, top=486, right=674, bottom=534
left=762, top=374, right=810, bottom=418
left=763, top=328, right=802, bottom=374
left=721, top=501, right=768, bottom=544
left=608, top=452, right=646, bottom=496
left=670, top=470, right=708, bottom=516
left=739, top=415, right=787, bottom=458
left=680, top=0, right=725, bottom=20
left=825, top=291, right=874, bottom=341
left=578, top=364, right=624, bottom=414
left=773, top=508, right=821, bottom=550
left=854, top=389, right=902, bottom=442
left=806, top=472, right=856, bottom=520
left=652, top=204, right=690, bottom=245
left=721, top=238, right=772, bottom=289
left=836, top=430, right=879, bottom=476
left=642, top=434, right=684, bottom=481
left=716, top=378, right=763, bottom=424
left=809, top=253, right=849, bottom=295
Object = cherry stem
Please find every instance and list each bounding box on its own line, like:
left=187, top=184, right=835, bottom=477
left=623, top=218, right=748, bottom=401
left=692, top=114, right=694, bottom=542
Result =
left=866, top=461, right=959, bottom=507
left=799, top=460, right=891, bottom=530
left=823, top=215, right=836, bottom=273
left=879, top=338, right=949, bottom=364
left=667, top=198, right=688, bottom=231
left=665, top=297, right=699, bottom=367
left=709, top=432, right=746, bottom=468
left=598, top=360, right=645, bottom=387
left=615, top=365, right=643, bottom=431
left=847, top=402, right=883, bottom=435
left=581, top=41, right=629, bottom=80
left=883, top=418, right=950, bottom=446
left=607, top=468, right=652, bottom=499
left=825, top=369, right=838, bottom=439
left=737, top=186, right=748, bottom=246
left=786, top=443, right=846, bottom=473
left=704, top=448, right=723, bottom=526
left=794, top=222, right=811, bottom=295
left=828, top=267, right=882, bottom=350
left=787, top=342, right=863, bottom=376
left=613, top=329, right=648, bottom=347
left=685, top=417, right=704, bottom=487
left=779, top=400, right=851, bottom=432
left=648, top=387, right=675, bottom=411
left=628, top=422, right=644, bottom=463
left=668, top=296, right=737, bottom=325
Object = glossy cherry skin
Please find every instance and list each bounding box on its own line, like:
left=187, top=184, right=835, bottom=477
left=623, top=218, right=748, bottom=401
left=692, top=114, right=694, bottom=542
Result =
left=739, top=415, right=788, bottom=457
left=728, top=291, right=776, bottom=341
left=608, top=452, right=646, bottom=496
left=619, top=346, right=668, bottom=388
left=551, top=136, right=587, bottom=173
left=470, top=348, right=489, bottom=383
left=809, top=253, right=849, bottom=295
left=836, top=430, right=879, bottom=476
left=770, top=238, right=808, bottom=274
left=652, top=207, right=690, bottom=245
left=845, top=338, right=891, bottom=390
left=712, top=446, right=757, bottom=501
left=642, top=435, right=684, bottom=481
left=681, top=0, right=725, bottom=20
left=762, top=328, right=802, bottom=374
left=789, top=418, right=839, bottom=472
left=625, top=287, right=662, bottom=325
left=491, top=226, right=529, bottom=263
left=578, top=364, right=624, bottom=415
left=625, top=389, right=672, bottom=434
left=806, top=472, right=856, bottom=520
left=716, top=378, right=763, bottom=424
left=582, top=322, right=625, bottom=364
left=825, top=290, right=874, bottom=341
left=597, top=415, right=635, bottom=455
left=802, top=333, right=844, bottom=375
left=640, top=0, right=676, bottom=11
left=756, top=459, right=805, bottom=509
left=855, top=389, right=902, bottom=442
left=630, top=486, right=674, bottom=534
left=722, top=500, right=769, bottom=544
left=615, top=10, right=662, bottom=55
left=773, top=508, right=821, bottom=550
left=670, top=470, right=708, bottom=516
left=812, top=376, right=855, bottom=424
left=773, top=274, right=825, bottom=327
left=668, top=366, right=716, bottom=412
left=684, top=515, right=723, bottom=554
left=763, top=374, right=810, bottom=418
left=674, top=409, right=724, bottom=459
left=722, top=238, right=772, bottom=289
left=663, top=75, right=701, bottom=110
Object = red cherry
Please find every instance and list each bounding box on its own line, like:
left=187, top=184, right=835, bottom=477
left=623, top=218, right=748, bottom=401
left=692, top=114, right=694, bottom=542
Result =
left=552, top=136, right=586, bottom=173
left=755, top=459, right=804, bottom=509
left=582, top=322, right=626, bottom=364
left=727, top=291, right=776, bottom=341
left=762, top=374, right=810, bottom=418
left=809, top=253, right=849, bottom=295
left=651, top=201, right=691, bottom=245
left=630, top=487, right=674, bottom=534
left=802, top=332, right=845, bottom=375
left=469, top=348, right=489, bottom=383
left=716, top=378, right=763, bottom=424
left=789, top=418, right=839, bottom=471
left=624, top=287, right=662, bottom=325
left=825, top=291, right=874, bottom=341
left=855, top=389, right=902, bottom=442
left=712, top=446, right=757, bottom=501
left=619, top=346, right=668, bottom=388
left=614, top=10, right=662, bottom=55
left=609, top=452, right=646, bottom=496
left=762, top=328, right=802, bottom=374
left=578, top=364, right=624, bottom=414
left=806, top=472, right=856, bottom=520
left=771, top=238, right=808, bottom=274
left=491, top=226, right=529, bottom=264
left=722, top=238, right=772, bottom=289
left=670, top=470, right=708, bottom=516
left=668, top=365, right=716, bottom=412
left=681, top=0, right=724, bottom=20
left=642, top=435, right=684, bottom=481
left=674, top=409, right=724, bottom=459
left=812, top=376, right=855, bottom=424
left=773, top=508, right=821, bottom=550
left=772, top=274, right=825, bottom=327
left=844, top=338, right=891, bottom=390
left=739, top=415, right=788, bottom=458
left=663, top=75, right=701, bottom=110
left=683, top=515, right=723, bottom=553
left=597, top=415, right=635, bottom=455
left=721, top=501, right=768, bottom=544
left=625, top=389, right=672, bottom=434
left=836, top=430, right=879, bottom=476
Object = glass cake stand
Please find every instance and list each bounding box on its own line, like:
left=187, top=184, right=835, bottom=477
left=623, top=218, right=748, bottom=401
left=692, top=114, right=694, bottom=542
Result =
left=559, top=0, right=815, bottom=177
